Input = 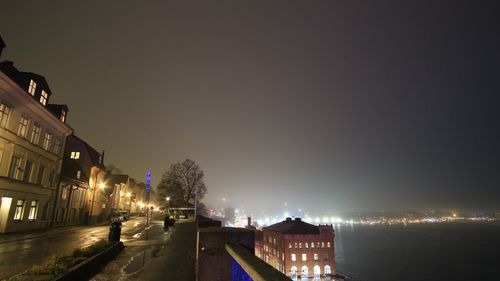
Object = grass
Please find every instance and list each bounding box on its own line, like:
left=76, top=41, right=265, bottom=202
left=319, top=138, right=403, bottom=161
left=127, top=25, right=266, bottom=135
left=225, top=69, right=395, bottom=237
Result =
left=6, top=240, right=115, bottom=281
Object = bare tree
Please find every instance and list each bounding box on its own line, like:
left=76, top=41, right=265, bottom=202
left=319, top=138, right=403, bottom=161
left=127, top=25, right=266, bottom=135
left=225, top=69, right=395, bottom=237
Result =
left=157, top=159, right=207, bottom=208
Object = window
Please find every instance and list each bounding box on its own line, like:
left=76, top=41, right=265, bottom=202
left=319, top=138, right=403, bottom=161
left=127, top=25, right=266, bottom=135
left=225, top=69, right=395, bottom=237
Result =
left=327, top=242, right=331, bottom=248
left=273, top=238, right=276, bottom=245
left=301, top=266, right=308, bottom=276
left=290, top=266, right=297, bottom=277
left=321, top=242, right=325, bottom=248
left=302, top=253, right=307, bottom=261
left=76, top=170, right=82, bottom=179
left=53, top=139, right=61, bottom=154
left=291, top=254, right=296, bottom=261
left=299, top=242, right=302, bottom=248
left=36, top=166, right=45, bottom=185
left=314, top=265, right=321, bottom=276
left=18, top=116, right=29, bottom=138
left=317, top=242, right=320, bottom=248
left=28, top=201, right=38, bottom=220
left=311, top=242, right=314, bottom=248
left=0, top=104, right=10, bottom=127
left=294, top=242, right=298, bottom=248
left=13, top=199, right=25, bottom=220
left=8, top=156, right=21, bottom=179
left=305, top=242, right=308, bottom=248
left=60, top=110, right=66, bottom=123
left=43, top=133, right=52, bottom=150
left=61, top=186, right=69, bottom=200
left=70, top=151, right=80, bottom=159
left=324, top=265, right=331, bottom=275
left=40, top=90, right=48, bottom=105
left=48, top=170, right=55, bottom=187
left=314, top=253, right=319, bottom=261
left=325, top=254, right=330, bottom=261
left=30, top=124, right=41, bottom=144
left=288, top=243, right=292, bottom=249
left=28, top=80, right=37, bottom=95
left=23, top=161, right=33, bottom=182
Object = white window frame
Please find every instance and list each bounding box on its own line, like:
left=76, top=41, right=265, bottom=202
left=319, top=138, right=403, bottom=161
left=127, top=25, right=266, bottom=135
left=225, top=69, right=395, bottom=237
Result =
left=70, top=151, right=80, bottom=159
left=40, top=90, right=48, bottom=106
left=302, top=253, right=307, bottom=261
left=28, top=201, right=38, bottom=220
left=43, top=133, right=52, bottom=150
left=14, top=199, right=25, bottom=220
left=28, top=80, right=37, bottom=95
left=18, top=116, right=29, bottom=138
left=31, top=123, right=41, bottom=144
left=0, top=103, right=10, bottom=127
left=291, top=253, right=296, bottom=261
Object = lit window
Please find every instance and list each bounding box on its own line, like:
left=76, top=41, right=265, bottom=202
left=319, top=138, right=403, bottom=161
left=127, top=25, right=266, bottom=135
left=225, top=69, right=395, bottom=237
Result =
left=43, top=133, right=52, bottom=150
left=28, top=80, right=36, bottom=95
left=317, top=242, right=320, bottom=248
left=288, top=243, right=292, bottom=248
left=291, top=254, right=296, bottom=261
left=61, top=186, right=69, bottom=200
left=40, top=90, right=48, bottom=106
left=311, top=242, right=314, bottom=248
left=294, top=242, right=298, bottom=248
left=14, top=199, right=25, bottom=220
left=31, top=124, right=41, bottom=144
left=299, top=242, right=302, bottom=248
left=60, top=110, right=66, bottom=123
left=314, top=253, right=319, bottom=261
left=76, top=170, right=81, bottom=179
left=325, top=254, right=330, bottom=261
left=70, top=151, right=80, bottom=159
left=321, top=242, right=325, bottom=248
left=302, top=253, right=307, bottom=261
left=28, top=201, right=38, bottom=220
left=324, top=265, right=331, bottom=275
left=305, top=242, right=308, bottom=248
left=0, top=104, right=10, bottom=127
left=327, top=242, right=331, bottom=248
left=18, top=116, right=29, bottom=138
left=8, top=156, right=21, bottom=179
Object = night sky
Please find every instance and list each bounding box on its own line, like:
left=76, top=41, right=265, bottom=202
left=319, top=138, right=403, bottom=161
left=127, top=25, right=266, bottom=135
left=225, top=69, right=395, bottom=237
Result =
left=1, top=1, right=499, bottom=216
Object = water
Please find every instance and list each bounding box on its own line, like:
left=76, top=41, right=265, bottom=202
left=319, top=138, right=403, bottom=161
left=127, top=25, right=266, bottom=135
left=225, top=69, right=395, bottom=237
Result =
left=334, top=222, right=500, bottom=281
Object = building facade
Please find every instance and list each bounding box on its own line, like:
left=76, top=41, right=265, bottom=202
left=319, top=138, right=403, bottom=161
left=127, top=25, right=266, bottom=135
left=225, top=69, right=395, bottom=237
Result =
left=262, top=217, right=336, bottom=279
left=0, top=38, right=73, bottom=233
left=54, top=134, right=106, bottom=226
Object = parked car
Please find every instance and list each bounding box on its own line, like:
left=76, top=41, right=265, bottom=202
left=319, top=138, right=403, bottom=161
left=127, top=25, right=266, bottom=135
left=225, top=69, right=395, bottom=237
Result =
left=110, top=213, right=124, bottom=222
left=119, top=211, right=130, bottom=221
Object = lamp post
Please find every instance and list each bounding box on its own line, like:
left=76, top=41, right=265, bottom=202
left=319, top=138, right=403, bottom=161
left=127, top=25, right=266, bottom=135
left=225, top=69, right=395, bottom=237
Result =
left=88, top=170, right=101, bottom=224
left=166, top=196, right=170, bottom=216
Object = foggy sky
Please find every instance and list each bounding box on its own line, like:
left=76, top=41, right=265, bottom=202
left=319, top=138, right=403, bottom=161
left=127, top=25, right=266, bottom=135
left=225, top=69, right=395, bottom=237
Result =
left=1, top=1, right=499, bottom=216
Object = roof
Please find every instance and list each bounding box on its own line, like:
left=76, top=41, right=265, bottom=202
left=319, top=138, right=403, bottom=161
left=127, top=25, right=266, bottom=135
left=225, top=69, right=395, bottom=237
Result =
left=263, top=217, right=320, bottom=235
left=0, top=36, right=5, bottom=48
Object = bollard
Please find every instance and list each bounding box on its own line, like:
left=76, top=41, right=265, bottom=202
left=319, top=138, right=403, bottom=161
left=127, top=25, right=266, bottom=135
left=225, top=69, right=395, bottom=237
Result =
left=108, top=221, right=122, bottom=241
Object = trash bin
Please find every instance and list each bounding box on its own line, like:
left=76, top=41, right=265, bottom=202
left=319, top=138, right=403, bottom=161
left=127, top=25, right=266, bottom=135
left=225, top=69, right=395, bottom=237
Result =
left=163, top=216, right=169, bottom=231
left=108, top=221, right=122, bottom=241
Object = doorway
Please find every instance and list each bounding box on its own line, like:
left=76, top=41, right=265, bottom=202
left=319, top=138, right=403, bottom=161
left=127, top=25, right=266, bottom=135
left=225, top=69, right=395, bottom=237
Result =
left=0, top=197, right=13, bottom=233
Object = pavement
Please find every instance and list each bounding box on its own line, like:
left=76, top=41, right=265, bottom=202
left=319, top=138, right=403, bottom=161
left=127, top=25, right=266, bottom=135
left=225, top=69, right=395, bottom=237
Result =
left=91, top=219, right=196, bottom=281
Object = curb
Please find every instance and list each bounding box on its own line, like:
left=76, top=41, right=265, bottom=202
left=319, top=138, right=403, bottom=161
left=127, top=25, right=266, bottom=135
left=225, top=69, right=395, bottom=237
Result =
left=55, top=241, right=125, bottom=281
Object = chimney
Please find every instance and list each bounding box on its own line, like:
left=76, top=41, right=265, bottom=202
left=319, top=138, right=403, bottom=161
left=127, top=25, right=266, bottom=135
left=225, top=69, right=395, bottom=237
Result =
left=294, top=217, right=301, bottom=222
left=0, top=36, right=5, bottom=58
left=100, top=150, right=105, bottom=165
left=286, top=217, right=292, bottom=221
left=247, top=216, right=251, bottom=227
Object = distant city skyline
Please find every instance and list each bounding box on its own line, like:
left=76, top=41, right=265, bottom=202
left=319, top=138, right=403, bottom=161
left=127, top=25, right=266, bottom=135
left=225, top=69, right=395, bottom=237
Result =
left=1, top=1, right=499, bottom=214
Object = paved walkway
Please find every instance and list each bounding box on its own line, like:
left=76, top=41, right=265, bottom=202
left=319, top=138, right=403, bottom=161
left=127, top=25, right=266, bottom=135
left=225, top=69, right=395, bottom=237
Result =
left=92, top=219, right=196, bottom=281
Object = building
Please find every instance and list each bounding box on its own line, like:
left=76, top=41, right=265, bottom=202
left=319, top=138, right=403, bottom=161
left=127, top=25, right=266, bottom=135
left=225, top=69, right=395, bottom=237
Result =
left=262, top=217, right=335, bottom=279
left=53, top=134, right=105, bottom=226
left=0, top=36, right=73, bottom=233
left=107, top=174, right=147, bottom=215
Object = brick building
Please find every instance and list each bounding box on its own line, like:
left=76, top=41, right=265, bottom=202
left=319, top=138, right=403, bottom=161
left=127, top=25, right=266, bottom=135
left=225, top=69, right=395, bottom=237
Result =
left=262, top=217, right=335, bottom=279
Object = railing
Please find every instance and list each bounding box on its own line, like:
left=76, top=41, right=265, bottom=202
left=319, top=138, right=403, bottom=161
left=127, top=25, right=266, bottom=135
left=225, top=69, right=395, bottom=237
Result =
left=225, top=243, right=291, bottom=281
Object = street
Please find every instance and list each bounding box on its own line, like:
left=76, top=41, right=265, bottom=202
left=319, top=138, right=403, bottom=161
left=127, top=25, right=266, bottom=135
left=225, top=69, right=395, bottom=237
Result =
left=0, top=216, right=151, bottom=280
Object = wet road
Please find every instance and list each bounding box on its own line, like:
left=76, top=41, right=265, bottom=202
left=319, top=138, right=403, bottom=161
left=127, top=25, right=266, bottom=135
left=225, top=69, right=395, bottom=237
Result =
left=0, top=217, right=150, bottom=280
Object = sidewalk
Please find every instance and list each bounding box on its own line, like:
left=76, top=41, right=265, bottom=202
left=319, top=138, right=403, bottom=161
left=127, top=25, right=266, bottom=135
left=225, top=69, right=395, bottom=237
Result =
left=92, top=219, right=196, bottom=281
